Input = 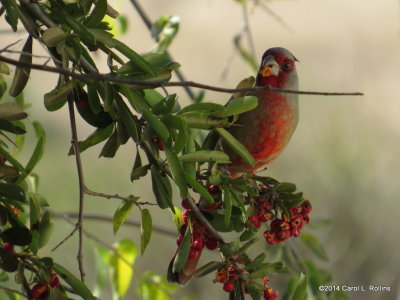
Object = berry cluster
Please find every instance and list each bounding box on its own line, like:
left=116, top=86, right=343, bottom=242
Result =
left=178, top=199, right=219, bottom=256
left=263, top=200, right=312, bottom=245
left=31, top=272, right=60, bottom=300
left=213, top=262, right=279, bottom=300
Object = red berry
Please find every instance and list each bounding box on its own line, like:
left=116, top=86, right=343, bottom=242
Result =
left=49, top=274, right=60, bottom=288
left=3, top=242, right=14, bottom=253
left=188, top=247, right=200, bottom=260
left=176, top=235, right=184, bottom=246
left=181, top=199, right=190, bottom=209
left=31, top=283, right=50, bottom=300
left=301, top=200, right=312, bottom=214
left=223, top=281, right=235, bottom=293
left=0, top=155, right=6, bottom=164
left=179, top=224, right=187, bottom=235
left=11, top=206, right=21, bottom=217
left=155, top=138, right=164, bottom=151
left=193, top=238, right=204, bottom=250
left=264, top=288, right=279, bottom=300
left=205, top=239, right=218, bottom=250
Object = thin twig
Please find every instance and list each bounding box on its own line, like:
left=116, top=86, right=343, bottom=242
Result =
left=186, top=195, right=224, bottom=243
left=83, top=186, right=157, bottom=206
left=0, top=285, right=26, bottom=297
left=49, top=210, right=134, bottom=267
left=129, top=0, right=196, bottom=101
left=51, top=211, right=178, bottom=237
left=51, top=226, right=79, bottom=252
left=0, top=54, right=364, bottom=96
left=255, top=0, right=294, bottom=34
left=67, top=98, right=86, bottom=281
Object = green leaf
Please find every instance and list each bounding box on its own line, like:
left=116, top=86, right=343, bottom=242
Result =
left=0, top=147, right=24, bottom=172
left=1, top=227, right=32, bottom=246
left=131, top=151, right=149, bottom=181
left=140, top=209, right=152, bottom=256
left=165, top=146, right=188, bottom=199
left=216, top=128, right=254, bottom=166
left=151, top=94, right=178, bottom=115
left=87, top=83, right=102, bottom=114
left=181, top=112, right=229, bottom=129
left=150, top=165, right=174, bottom=211
left=151, top=15, right=180, bottom=52
left=53, top=263, right=96, bottom=300
left=44, top=80, right=76, bottom=111
left=248, top=262, right=287, bottom=279
left=184, top=173, right=214, bottom=205
left=115, top=98, right=141, bottom=143
left=1, top=0, right=18, bottom=32
left=211, top=96, right=258, bottom=117
left=93, top=246, right=111, bottom=296
left=0, top=103, right=27, bottom=121
left=172, top=227, right=191, bottom=273
left=195, top=261, right=223, bottom=278
left=276, top=182, right=297, bottom=193
left=113, top=200, right=135, bottom=235
left=142, top=107, right=169, bottom=142
left=85, top=0, right=107, bottom=27
left=179, top=150, right=230, bottom=163
left=178, top=102, right=225, bottom=114
left=9, top=36, right=32, bottom=97
left=0, top=183, right=25, bottom=202
left=113, top=39, right=155, bottom=75
left=111, top=239, right=138, bottom=298
left=244, top=253, right=266, bottom=272
left=73, top=124, right=114, bottom=154
left=99, top=128, right=119, bottom=158
left=0, top=248, right=18, bottom=272
left=300, top=233, right=328, bottom=261
left=0, top=118, right=25, bottom=134
left=42, top=26, right=66, bottom=47
left=291, top=273, right=308, bottom=300
left=0, top=62, right=10, bottom=75
left=222, top=185, right=232, bottom=227
left=22, top=136, right=44, bottom=178
left=38, top=211, right=54, bottom=249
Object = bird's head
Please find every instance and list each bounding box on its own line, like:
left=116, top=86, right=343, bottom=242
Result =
left=256, top=47, right=299, bottom=89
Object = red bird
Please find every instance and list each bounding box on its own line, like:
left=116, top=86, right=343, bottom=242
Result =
left=224, top=47, right=299, bottom=177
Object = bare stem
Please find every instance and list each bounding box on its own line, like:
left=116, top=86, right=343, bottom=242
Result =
left=0, top=54, right=364, bottom=96
left=67, top=99, right=86, bottom=282
left=50, top=211, right=177, bottom=237
left=83, top=186, right=156, bottom=206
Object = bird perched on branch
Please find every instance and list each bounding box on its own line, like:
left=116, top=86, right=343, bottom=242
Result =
left=224, top=47, right=299, bottom=177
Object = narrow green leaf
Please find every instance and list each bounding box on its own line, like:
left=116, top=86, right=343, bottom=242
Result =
left=72, top=124, right=114, bottom=154
left=38, top=211, right=54, bottom=249
left=44, top=80, right=76, bottom=112
left=23, top=136, right=44, bottom=176
left=222, top=185, right=232, bottom=227
left=150, top=165, right=174, bottom=211
left=165, top=146, right=188, bottom=199
left=179, top=150, right=230, bottom=163
left=300, top=233, right=328, bottom=261
left=53, top=263, right=96, bottom=300
left=172, top=227, right=191, bottom=273
left=1, top=0, right=18, bottom=32
left=0, top=248, right=18, bottom=272
left=276, top=182, right=297, bottom=193
left=99, top=129, right=119, bottom=158
left=184, top=174, right=214, bottom=205
left=87, top=83, right=102, bottom=114
left=178, top=102, right=225, bottom=114
left=85, top=0, right=107, bottom=27
left=9, top=36, right=32, bottom=97
left=211, top=96, right=258, bottom=117
left=111, top=239, right=138, bottom=297
left=113, top=39, right=155, bottom=75
left=0, top=118, right=25, bottom=134
left=0, top=103, right=27, bottom=121
left=115, top=99, right=141, bottom=143
left=1, top=227, right=32, bottom=246
left=113, top=201, right=135, bottom=235
left=244, top=253, right=266, bottom=272
left=93, top=246, right=111, bottom=295
left=291, top=273, right=308, bottom=300
left=142, top=107, right=169, bottom=142
left=248, top=262, right=286, bottom=279
left=216, top=128, right=254, bottom=166
left=0, top=182, right=25, bottom=202
left=140, top=209, right=152, bottom=256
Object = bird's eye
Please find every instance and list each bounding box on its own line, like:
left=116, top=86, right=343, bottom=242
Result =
left=282, top=61, right=292, bottom=71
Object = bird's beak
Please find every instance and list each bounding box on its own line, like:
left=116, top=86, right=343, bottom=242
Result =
left=259, top=55, right=280, bottom=77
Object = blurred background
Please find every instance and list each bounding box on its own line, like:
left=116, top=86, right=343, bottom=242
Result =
left=1, top=0, right=400, bottom=299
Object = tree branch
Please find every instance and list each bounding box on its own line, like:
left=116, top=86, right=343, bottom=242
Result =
left=0, top=54, right=363, bottom=96
left=67, top=98, right=86, bottom=282
left=50, top=211, right=178, bottom=238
